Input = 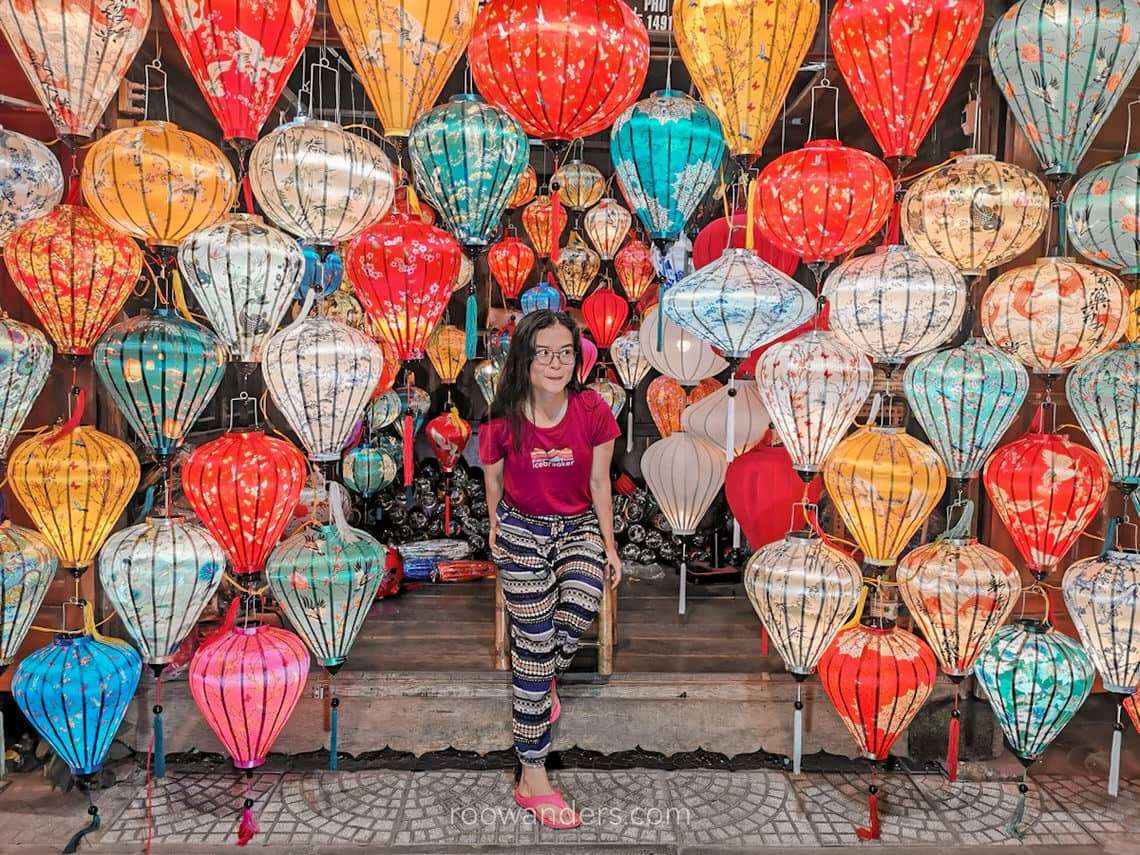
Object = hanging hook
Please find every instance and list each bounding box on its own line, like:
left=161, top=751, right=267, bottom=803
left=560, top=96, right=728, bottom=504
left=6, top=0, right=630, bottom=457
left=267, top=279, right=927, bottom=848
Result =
left=227, top=392, right=260, bottom=432
left=143, top=57, right=170, bottom=123
left=807, top=81, right=841, bottom=143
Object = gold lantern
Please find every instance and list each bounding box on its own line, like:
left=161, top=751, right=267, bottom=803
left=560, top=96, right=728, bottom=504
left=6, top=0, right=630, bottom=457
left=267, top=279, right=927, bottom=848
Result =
left=522, top=195, right=567, bottom=259
left=426, top=324, right=467, bottom=386
left=553, top=160, right=605, bottom=211
left=9, top=426, right=140, bottom=576
left=554, top=232, right=600, bottom=302
left=584, top=198, right=632, bottom=260
left=81, top=121, right=237, bottom=247
left=1128, top=288, right=1140, bottom=343
left=508, top=164, right=537, bottom=209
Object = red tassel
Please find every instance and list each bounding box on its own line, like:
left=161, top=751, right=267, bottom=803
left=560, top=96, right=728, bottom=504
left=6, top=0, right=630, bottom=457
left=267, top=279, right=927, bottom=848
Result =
left=236, top=807, right=259, bottom=847
left=856, top=789, right=881, bottom=840
left=242, top=175, right=255, bottom=215
left=613, top=473, right=636, bottom=496
left=947, top=709, right=961, bottom=782
left=444, top=493, right=452, bottom=537
left=403, top=414, right=414, bottom=487
left=550, top=189, right=562, bottom=263
left=760, top=625, right=770, bottom=657
left=49, top=388, right=85, bottom=444
left=885, top=199, right=901, bottom=246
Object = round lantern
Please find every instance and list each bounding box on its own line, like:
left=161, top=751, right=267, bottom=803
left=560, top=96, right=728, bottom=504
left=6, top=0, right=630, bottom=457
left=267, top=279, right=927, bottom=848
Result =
left=182, top=430, right=306, bottom=576
left=681, top=381, right=770, bottom=459
left=0, top=522, right=57, bottom=671
left=726, top=441, right=822, bottom=548
left=981, top=257, right=1128, bottom=374
left=468, top=0, right=649, bottom=142
left=554, top=233, right=600, bottom=303
left=756, top=140, right=893, bottom=269
left=426, top=325, right=467, bottom=387
left=904, top=338, right=1029, bottom=480
left=991, top=0, right=1140, bottom=178
left=756, top=330, right=873, bottom=479
left=824, top=246, right=968, bottom=364
left=614, top=239, right=657, bottom=304
left=583, top=287, right=629, bottom=350
left=263, top=316, right=384, bottom=462
left=343, top=443, right=397, bottom=496
left=584, top=198, right=631, bottom=260
left=82, top=121, right=236, bottom=246
left=474, top=358, right=503, bottom=406
left=425, top=409, right=472, bottom=472
left=328, top=0, right=476, bottom=137
left=1067, top=342, right=1140, bottom=492
left=520, top=279, right=564, bottom=315
left=902, top=155, right=1049, bottom=275
left=610, top=89, right=726, bottom=245
left=94, top=309, right=227, bottom=461
left=0, top=127, right=62, bottom=243
left=553, top=160, right=605, bottom=211
left=0, top=0, right=150, bottom=142
left=9, top=426, right=140, bottom=576
left=831, top=0, right=983, bottom=163
left=178, top=214, right=305, bottom=364
left=983, top=413, right=1110, bottom=579
left=0, top=317, right=51, bottom=459
left=409, top=94, right=528, bottom=249
left=249, top=118, right=394, bottom=250
left=522, top=196, right=568, bottom=259
left=4, top=204, right=142, bottom=356
left=823, top=426, right=947, bottom=567
left=639, top=305, right=728, bottom=386
left=488, top=236, right=534, bottom=302
left=508, top=164, right=538, bottom=209
left=1068, top=154, right=1140, bottom=273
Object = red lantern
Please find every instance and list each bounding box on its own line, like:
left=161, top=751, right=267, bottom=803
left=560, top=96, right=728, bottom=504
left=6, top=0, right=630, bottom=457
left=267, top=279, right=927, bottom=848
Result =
left=830, top=0, right=983, bottom=163
left=182, top=430, right=306, bottom=576
left=522, top=196, right=567, bottom=260
left=615, top=240, right=657, bottom=304
left=692, top=212, right=800, bottom=275
left=725, top=439, right=822, bottom=548
left=582, top=287, right=629, bottom=349
left=468, top=0, right=649, bottom=142
left=983, top=407, right=1110, bottom=581
left=374, top=337, right=400, bottom=396
left=488, top=235, right=534, bottom=301
left=425, top=408, right=472, bottom=536
left=391, top=185, right=437, bottom=224
left=346, top=212, right=462, bottom=361
left=159, top=0, right=316, bottom=145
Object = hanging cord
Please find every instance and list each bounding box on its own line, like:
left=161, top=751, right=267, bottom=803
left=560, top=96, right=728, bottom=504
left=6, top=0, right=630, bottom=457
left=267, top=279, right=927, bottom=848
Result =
left=62, top=790, right=100, bottom=854
left=1007, top=771, right=1029, bottom=840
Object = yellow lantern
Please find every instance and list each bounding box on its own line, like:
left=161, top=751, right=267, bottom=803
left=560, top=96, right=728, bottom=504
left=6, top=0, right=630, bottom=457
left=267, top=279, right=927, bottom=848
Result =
left=554, top=231, right=600, bottom=303
left=823, top=424, right=946, bottom=567
left=1127, top=289, right=1140, bottom=343
left=673, top=0, right=819, bottom=160
left=9, top=426, right=139, bottom=577
left=426, top=324, right=467, bottom=386
left=81, top=121, right=237, bottom=247
left=553, top=160, right=605, bottom=211
left=508, top=165, right=538, bottom=209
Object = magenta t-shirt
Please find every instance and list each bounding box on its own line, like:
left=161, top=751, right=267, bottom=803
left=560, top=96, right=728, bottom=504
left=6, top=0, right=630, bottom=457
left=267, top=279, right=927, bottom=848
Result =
left=479, top=389, right=621, bottom=516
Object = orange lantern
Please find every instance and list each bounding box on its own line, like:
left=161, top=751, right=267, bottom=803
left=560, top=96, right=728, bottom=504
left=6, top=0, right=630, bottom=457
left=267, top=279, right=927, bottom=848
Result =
left=647, top=375, right=720, bottom=437
left=487, top=236, right=535, bottom=302
left=508, top=165, right=538, bottom=209
left=425, top=324, right=467, bottom=388
left=614, top=239, right=657, bottom=304
left=522, top=195, right=567, bottom=259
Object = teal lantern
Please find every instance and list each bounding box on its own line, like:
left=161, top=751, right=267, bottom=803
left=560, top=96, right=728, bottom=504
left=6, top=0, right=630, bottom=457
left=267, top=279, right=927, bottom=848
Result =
left=368, top=390, right=403, bottom=431
left=408, top=94, right=529, bottom=250
left=393, top=386, right=431, bottom=440
left=990, top=0, right=1140, bottom=178
left=904, top=338, right=1029, bottom=481
left=1067, top=342, right=1140, bottom=494
left=520, top=280, right=563, bottom=315
left=0, top=522, right=57, bottom=672
left=94, top=309, right=226, bottom=461
left=0, top=316, right=51, bottom=460
left=1068, top=154, right=1140, bottom=273
left=342, top=443, right=398, bottom=496
left=610, top=90, right=725, bottom=250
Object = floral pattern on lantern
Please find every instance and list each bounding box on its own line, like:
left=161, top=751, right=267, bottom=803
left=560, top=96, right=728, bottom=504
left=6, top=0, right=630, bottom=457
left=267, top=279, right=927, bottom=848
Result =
left=554, top=233, right=601, bottom=303
left=522, top=196, right=568, bottom=259
left=0, top=127, right=62, bottom=243
left=508, top=164, right=537, bottom=209
left=488, top=236, right=534, bottom=302
left=426, top=325, right=467, bottom=386
left=520, top=279, right=563, bottom=315
left=584, top=198, right=631, bottom=260
left=0, top=522, right=57, bottom=670
left=553, top=160, right=605, bottom=210
left=615, top=239, right=657, bottom=303
left=639, top=305, right=728, bottom=386
left=343, top=443, right=397, bottom=496
left=0, top=317, right=51, bottom=459
left=1067, top=343, right=1140, bottom=492
left=611, top=330, right=651, bottom=390
left=1068, top=154, right=1140, bottom=273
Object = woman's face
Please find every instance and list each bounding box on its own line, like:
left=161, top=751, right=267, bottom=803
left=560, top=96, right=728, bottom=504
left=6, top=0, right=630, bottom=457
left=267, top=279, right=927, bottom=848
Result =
left=529, top=323, right=576, bottom=397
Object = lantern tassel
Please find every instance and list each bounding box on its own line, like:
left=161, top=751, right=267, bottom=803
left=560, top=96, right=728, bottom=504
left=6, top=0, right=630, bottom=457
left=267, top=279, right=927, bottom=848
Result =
left=329, top=697, right=340, bottom=772
left=153, top=674, right=165, bottom=779
left=1007, top=779, right=1028, bottom=841
left=656, top=303, right=664, bottom=352
left=626, top=407, right=634, bottom=450
left=403, top=414, right=414, bottom=488
left=50, top=388, right=86, bottom=444
left=885, top=197, right=901, bottom=246
left=242, top=174, right=255, bottom=214
left=236, top=806, right=259, bottom=847
left=678, top=541, right=687, bottom=615
left=464, top=289, right=478, bottom=359
left=760, top=624, right=769, bottom=657
left=855, top=783, right=880, bottom=841
left=550, top=190, right=562, bottom=263
left=792, top=685, right=803, bottom=775
left=329, top=482, right=357, bottom=543
left=444, top=491, right=452, bottom=537
left=62, top=803, right=100, bottom=854
left=406, top=182, right=421, bottom=216
left=946, top=701, right=960, bottom=783
left=732, top=518, right=741, bottom=550
left=1109, top=703, right=1124, bottom=798
left=725, top=377, right=736, bottom=463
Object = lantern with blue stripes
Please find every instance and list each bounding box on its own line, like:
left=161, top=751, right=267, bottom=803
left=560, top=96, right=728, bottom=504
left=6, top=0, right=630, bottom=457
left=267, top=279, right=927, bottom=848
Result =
left=343, top=443, right=398, bottom=497
left=521, top=280, right=564, bottom=316
left=0, top=522, right=57, bottom=672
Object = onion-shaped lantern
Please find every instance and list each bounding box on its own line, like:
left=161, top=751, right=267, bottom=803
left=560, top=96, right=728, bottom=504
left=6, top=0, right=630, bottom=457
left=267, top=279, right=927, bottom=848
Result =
left=553, top=160, right=605, bottom=211
left=0, top=522, right=57, bottom=671
left=343, top=442, right=397, bottom=496
left=614, top=239, right=657, bottom=304
left=0, top=127, right=62, bottom=243
left=584, top=198, right=631, bottom=260
left=508, top=164, right=538, bottom=209
left=554, top=232, right=600, bottom=303
left=425, top=325, right=467, bottom=386
left=425, top=409, right=471, bottom=472
left=681, top=381, right=770, bottom=459
left=583, top=288, right=629, bottom=350
left=520, top=279, right=564, bottom=315
left=474, top=358, right=503, bottom=406
left=1067, top=342, right=1140, bottom=493
left=367, top=389, right=402, bottom=430
left=522, top=196, right=568, bottom=259
left=0, top=317, right=51, bottom=459
left=393, top=386, right=431, bottom=439
left=639, top=305, right=727, bottom=386
left=824, top=246, right=967, bottom=364
left=981, top=257, right=1128, bottom=374
left=1068, top=154, right=1140, bottom=273
left=488, top=236, right=534, bottom=302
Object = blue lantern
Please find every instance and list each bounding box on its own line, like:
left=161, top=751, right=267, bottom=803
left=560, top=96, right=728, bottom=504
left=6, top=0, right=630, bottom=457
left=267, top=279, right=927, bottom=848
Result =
left=298, top=243, right=343, bottom=300
left=1068, top=154, right=1140, bottom=273
left=610, top=90, right=725, bottom=248
left=521, top=280, right=564, bottom=316
left=1067, top=341, right=1140, bottom=493
left=0, top=522, right=57, bottom=672
left=904, top=338, right=1029, bottom=480
left=343, top=443, right=398, bottom=496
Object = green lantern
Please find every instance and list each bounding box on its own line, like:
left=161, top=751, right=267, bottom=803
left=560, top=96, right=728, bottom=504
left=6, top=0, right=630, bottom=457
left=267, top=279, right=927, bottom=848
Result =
left=342, top=443, right=398, bottom=497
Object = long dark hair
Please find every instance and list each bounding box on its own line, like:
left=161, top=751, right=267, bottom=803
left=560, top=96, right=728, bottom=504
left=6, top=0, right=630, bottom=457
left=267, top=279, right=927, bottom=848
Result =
left=489, top=309, right=583, bottom=450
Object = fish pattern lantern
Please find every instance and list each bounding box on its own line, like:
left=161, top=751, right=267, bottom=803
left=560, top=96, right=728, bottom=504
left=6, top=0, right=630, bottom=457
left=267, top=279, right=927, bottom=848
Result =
left=1066, top=342, right=1140, bottom=493
left=0, top=522, right=57, bottom=671
left=0, top=127, right=63, bottom=243
left=0, top=317, right=51, bottom=459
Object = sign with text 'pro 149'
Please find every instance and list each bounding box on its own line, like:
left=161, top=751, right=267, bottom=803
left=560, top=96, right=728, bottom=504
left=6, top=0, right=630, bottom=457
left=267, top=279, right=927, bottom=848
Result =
left=641, top=0, right=672, bottom=32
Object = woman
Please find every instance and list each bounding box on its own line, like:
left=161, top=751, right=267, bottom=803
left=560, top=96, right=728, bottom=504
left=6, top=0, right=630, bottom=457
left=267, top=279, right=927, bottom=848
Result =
left=480, top=309, right=622, bottom=829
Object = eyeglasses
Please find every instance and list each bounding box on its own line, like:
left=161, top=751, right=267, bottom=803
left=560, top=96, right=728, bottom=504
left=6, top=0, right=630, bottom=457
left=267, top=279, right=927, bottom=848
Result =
left=533, top=347, right=576, bottom=366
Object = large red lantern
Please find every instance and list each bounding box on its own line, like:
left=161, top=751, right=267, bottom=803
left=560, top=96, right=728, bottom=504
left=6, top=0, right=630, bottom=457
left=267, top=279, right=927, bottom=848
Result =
left=346, top=212, right=462, bottom=361
left=725, top=439, right=822, bottom=548
left=692, top=212, right=799, bottom=276
left=614, top=239, right=657, bottom=305
left=582, top=287, right=629, bottom=350
left=830, top=0, right=984, bottom=164
left=487, top=235, right=535, bottom=302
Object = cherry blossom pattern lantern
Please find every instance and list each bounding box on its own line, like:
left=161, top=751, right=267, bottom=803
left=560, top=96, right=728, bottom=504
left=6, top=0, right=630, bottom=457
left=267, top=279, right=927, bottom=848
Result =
left=522, top=196, right=568, bottom=260
left=614, top=239, right=657, bottom=306
left=981, top=257, right=1128, bottom=375
left=1068, top=154, right=1140, bottom=273
left=582, top=287, right=629, bottom=350
left=343, top=443, right=397, bottom=497
left=823, top=246, right=968, bottom=364
left=584, top=198, right=631, bottom=260
left=554, top=232, right=600, bottom=303
left=0, top=128, right=62, bottom=243
left=745, top=531, right=863, bottom=772
left=488, top=236, right=535, bottom=304
left=508, top=165, right=538, bottom=209
left=0, top=317, right=51, bottom=460
left=639, top=306, right=728, bottom=387
left=0, top=522, right=57, bottom=672
left=1067, top=342, right=1140, bottom=494
left=902, top=155, right=1049, bottom=275
left=553, top=160, right=605, bottom=211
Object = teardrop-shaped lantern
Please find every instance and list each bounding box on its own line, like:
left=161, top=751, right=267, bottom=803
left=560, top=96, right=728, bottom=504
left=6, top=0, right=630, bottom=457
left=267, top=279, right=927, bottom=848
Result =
left=586, top=380, right=626, bottom=422
left=639, top=305, right=728, bottom=385
left=393, top=386, right=432, bottom=439
left=583, top=288, right=629, bottom=350
left=553, top=160, right=605, bottom=211
left=0, top=127, right=62, bottom=243
left=263, top=316, right=384, bottom=461
left=4, top=204, right=142, bottom=356
left=824, top=246, right=968, bottom=364
left=902, top=155, right=1049, bottom=275
left=249, top=118, right=394, bottom=251
left=610, top=90, right=726, bottom=244
left=343, top=443, right=397, bottom=496
left=425, top=410, right=472, bottom=472
left=367, top=389, right=403, bottom=430
left=0, top=0, right=150, bottom=142
left=178, top=214, right=306, bottom=363
left=1068, top=154, right=1140, bottom=273
left=94, top=309, right=227, bottom=461
left=0, top=522, right=57, bottom=671
left=614, top=239, right=657, bottom=303
left=611, top=330, right=651, bottom=390
left=426, top=325, right=467, bottom=385
left=9, top=426, right=140, bottom=576
left=642, top=432, right=727, bottom=535
left=904, top=338, right=1029, bottom=480
left=474, top=358, right=503, bottom=406
left=522, top=196, right=568, bottom=259
left=508, top=165, right=538, bottom=209
left=554, top=233, right=600, bottom=303
left=990, top=0, right=1140, bottom=178
left=647, top=376, right=687, bottom=437
left=584, top=199, right=631, bottom=260
left=1067, top=342, right=1140, bottom=492
left=823, top=426, right=947, bottom=567
left=681, top=381, right=770, bottom=458
left=0, top=317, right=51, bottom=459
left=488, top=236, right=535, bottom=302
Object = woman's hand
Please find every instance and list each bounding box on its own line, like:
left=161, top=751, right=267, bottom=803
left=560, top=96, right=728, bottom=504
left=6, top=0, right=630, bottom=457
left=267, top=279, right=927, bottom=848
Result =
left=605, top=547, right=622, bottom=589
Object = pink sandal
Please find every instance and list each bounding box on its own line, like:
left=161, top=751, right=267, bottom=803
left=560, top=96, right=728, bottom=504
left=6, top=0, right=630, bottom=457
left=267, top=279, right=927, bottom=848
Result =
left=550, top=678, right=560, bottom=724
left=513, top=787, right=581, bottom=829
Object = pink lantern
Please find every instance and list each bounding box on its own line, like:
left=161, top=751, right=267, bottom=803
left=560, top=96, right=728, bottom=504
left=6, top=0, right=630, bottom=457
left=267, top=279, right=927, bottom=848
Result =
left=578, top=336, right=599, bottom=383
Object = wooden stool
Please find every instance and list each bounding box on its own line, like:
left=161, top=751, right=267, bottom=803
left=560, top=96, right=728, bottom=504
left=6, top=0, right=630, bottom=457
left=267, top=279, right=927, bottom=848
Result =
left=494, top=576, right=617, bottom=675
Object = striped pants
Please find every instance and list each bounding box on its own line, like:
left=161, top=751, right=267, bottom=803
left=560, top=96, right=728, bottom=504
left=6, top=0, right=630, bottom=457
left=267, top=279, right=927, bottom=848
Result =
left=493, top=503, right=606, bottom=766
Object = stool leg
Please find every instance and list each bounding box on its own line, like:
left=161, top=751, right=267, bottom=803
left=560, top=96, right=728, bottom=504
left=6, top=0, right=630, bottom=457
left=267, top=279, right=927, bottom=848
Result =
left=494, top=575, right=510, bottom=671
left=598, top=583, right=614, bottom=676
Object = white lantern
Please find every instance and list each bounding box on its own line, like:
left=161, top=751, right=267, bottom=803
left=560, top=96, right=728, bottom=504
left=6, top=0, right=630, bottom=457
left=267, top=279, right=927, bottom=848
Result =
left=681, top=380, right=770, bottom=460
left=611, top=329, right=652, bottom=446
left=584, top=198, right=632, bottom=260
left=638, top=305, right=727, bottom=387
left=0, top=128, right=63, bottom=244
left=0, top=521, right=57, bottom=670
left=0, top=317, right=51, bottom=459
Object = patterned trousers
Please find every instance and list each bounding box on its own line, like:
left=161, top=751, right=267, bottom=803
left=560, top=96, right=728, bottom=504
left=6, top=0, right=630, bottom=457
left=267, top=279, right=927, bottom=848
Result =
left=493, top=502, right=607, bottom=766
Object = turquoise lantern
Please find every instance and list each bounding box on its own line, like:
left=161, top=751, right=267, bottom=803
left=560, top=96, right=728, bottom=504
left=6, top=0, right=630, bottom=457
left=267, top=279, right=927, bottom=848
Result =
left=367, top=390, right=403, bottom=431
left=1067, top=342, right=1140, bottom=494
left=610, top=90, right=725, bottom=251
left=93, top=309, right=227, bottom=461
left=342, top=443, right=398, bottom=496
left=0, top=522, right=57, bottom=672
left=0, top=316, right=51, bottom=460
left=904, top=338, right=1029, bottom=482
left=1068, top=154, right=1140, bottom=273
left=520, top=280, right=563, bottom=315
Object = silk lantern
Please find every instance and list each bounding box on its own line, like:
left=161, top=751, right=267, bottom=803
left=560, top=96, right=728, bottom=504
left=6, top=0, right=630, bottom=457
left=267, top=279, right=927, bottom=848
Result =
left=508, top=165, right=538, bottom=209
left=94, top=309, right=227, bottom=461
left=983, top=410, right=1110, bottom=579
left=726, top=442, right=823, bottom=548
left=583, top=288, right=629, bottom=350
left=520, top=280, right=563, bottom=316
left=647, top=375, right=688, bottom=437
left=824, top=246, right=967, bottom=364
left=82, top=121, right=236, bottom=246
left=0, top=127, right=62, bottom=243
left=744, top=530, right=861, bottom=772
left=1068, top=154, right=1140, bottom=273
left=426, top=409, right=472, bottom=535
left=692, top=212, right=799, bottom=276
left=673, top=0, right=817, bottom=161
left=823, top=426, right=947, bottom=567
left=611, top=329, right=649, bottom=444
left=374, top=338, right=400, bottom=396
left=610, top=89, right=726, bottom=246
left=553, top=161, right=605, bottom=211
left=830, top=0, right=983, bottom=163
left=991, top=0, right=1140, bottom=178
left=904, top=338, right=1029, bottom=481
left=1129, top=289, right=1140, bottom=343
left=639, top=306, right=727, bottom=386
left=343, top=443, right=397, bottom=496
left=554, top=233, right=600, bottom=303
left=577, top=336, right=599, bottom=384
left=9, top=426, right=139, bottom=577
left=367, top=389, right=402, bottom=431
left=588, top=379, right=626, bottom=422
left=1067, top=342, right=1140, bottom=493
left=249, top=118, right=394, bottom=251
left=902, top=155, right=1049, bottom=275
left=0, top=317, right=50, bottom=459
left=426, top=325, right=467, bottom=388
left=178, top=214, right=305, bottom=364
left=522, top=196, right=568, bottom=259
left=474, top=358, right=503, bottom=406
left=0, top=522, right=57, bottom=672
left=756, top=331, right=873, bottom=479
left=614, top=239, right=657, bottom=305
left=488, top=236, right=534, bottom=302
left=263, top=316, right=383, bottom=461
left=0, top=0, right=150, bottom=142
left=161, top=0, right=315, bottom=145
left=392, top=385, right=431, bottom=438
left=584, top=198, right=631, bottom=260
left=681, top=381, right=770, bottom=459
left=4, top=204, right=141, bottom=356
